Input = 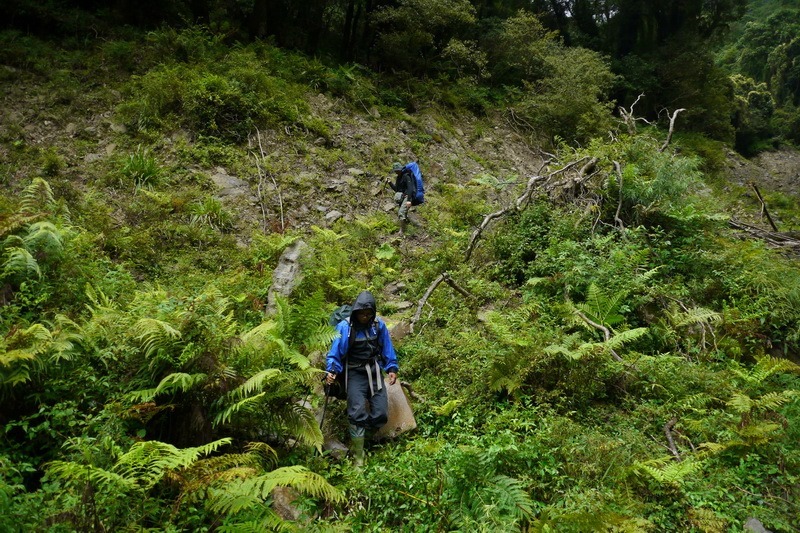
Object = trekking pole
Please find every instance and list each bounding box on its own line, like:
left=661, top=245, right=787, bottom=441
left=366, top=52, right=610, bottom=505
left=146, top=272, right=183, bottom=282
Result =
left=319, top=380, right=331, bottom=430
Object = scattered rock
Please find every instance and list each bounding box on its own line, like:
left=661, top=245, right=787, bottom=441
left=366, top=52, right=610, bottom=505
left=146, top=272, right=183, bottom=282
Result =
left=210, top=167, right=251, bottom=198
left=325, top=210, right=343, bottom=223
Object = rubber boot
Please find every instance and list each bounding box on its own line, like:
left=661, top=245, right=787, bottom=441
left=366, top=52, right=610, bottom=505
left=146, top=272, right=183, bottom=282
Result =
left=399, top=219, right=407, bottom=235
left=350, top=436, right=365, bottom=468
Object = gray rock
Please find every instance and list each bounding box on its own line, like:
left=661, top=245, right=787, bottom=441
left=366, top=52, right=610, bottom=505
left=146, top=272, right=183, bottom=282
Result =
left=325, top=210, right=343, bottom=223
left=266, top=240, right=311, bottom=314
left=744, top=518, right=772, bottom=533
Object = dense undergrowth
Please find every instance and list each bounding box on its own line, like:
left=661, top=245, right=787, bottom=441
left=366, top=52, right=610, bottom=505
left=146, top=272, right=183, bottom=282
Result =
left=1, top=25, right=800, bottom=532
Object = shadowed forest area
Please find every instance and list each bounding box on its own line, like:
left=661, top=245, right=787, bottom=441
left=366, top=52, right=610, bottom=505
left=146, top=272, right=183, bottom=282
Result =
left=2, top=0, right=800, bottom=531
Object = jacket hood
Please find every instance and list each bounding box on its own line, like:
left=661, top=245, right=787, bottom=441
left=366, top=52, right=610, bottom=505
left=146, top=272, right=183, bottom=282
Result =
left=351, top=290, right=377, bottom=324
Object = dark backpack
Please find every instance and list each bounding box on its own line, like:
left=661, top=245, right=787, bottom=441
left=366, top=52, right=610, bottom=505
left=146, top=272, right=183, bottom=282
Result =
left=404, top=162, right=425, bottom=205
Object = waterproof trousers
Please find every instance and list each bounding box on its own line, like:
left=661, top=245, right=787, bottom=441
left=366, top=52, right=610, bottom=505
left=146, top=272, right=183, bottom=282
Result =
left=346, top=365, right=388, bottom=429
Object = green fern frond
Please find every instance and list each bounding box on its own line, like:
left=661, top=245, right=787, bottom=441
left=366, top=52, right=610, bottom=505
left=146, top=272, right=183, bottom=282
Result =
left=486, top=474, right=535, bottom=520
left=669, top=306, right=721, bottom=328
left=236, top=369, right=283, bottom=398
left=47, top=461, right=137, bottom=493
left=129, top=372, right=208, bottom=402
left=751, top=356, right=800, bottom=382
left=23, top=221, right=64, bottom=255
left=634, top=457, right=703, bottom=485
left=114, top=438, right=232, bottom=490
left=576, top=283, right=625, bottom=327
left=432, top=399, right=463, bottom=416
left=726, top=392, right=753, bottom=414
left=485, top=310, right=531, bottom=347
left=19, top=177, right=55, bottom=216
left=213, top=393, right=267, bottom=427
left=2, top=247, right=41, bottom=279
left=603, top=327, right=648, bottom=350
left=735, top=422, right=782, bottom=444
left=276, top=402, right=324, bottom=448
left=544, top=344, right=582, bottom=361
left=216, top=514, right=290, bottom=533
left=755, top=390, right=799, bottom=411
left=208, top=465, right=341, bottom=516
left=309, top=225, right=346, bottom=242
left=131, top=318, right=182, bottom=358
left=0, top=214, right=38, bottom=239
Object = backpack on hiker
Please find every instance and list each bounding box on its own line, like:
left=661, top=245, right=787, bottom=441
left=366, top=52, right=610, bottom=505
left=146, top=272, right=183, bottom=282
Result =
left=403, top=162, right=425, bottom=205
left=325, top=304, right=383, bottom=400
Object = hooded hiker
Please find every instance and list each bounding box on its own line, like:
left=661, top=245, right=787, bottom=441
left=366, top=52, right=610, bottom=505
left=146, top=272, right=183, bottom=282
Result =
left=387, top=161, right=417, bottom=234
left=325, top=290, right=399, bottom=466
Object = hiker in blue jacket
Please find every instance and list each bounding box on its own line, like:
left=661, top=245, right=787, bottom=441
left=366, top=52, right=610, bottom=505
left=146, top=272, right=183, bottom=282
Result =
left=326, top=290, right=398, bottom=466
left=387, top=161, right=416, bottom=234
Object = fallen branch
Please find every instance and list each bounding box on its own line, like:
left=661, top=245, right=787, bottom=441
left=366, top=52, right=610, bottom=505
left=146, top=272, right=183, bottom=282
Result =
left=410, top=272, right=475, bottom=334
left=750, top=182, right=779, bottom=232
left=664, top=417, right=681, bottom=461
left=729, top=219, right=800, bottom=254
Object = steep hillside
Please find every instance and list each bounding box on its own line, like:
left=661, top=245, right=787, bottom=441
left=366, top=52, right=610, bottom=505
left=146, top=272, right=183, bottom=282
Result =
left=2, top=30, right=800, bottom=533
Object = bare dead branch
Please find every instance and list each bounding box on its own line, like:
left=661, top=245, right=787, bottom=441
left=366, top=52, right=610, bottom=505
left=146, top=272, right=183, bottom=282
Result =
left=729, top=219, right=800, bottom=254
left=664, top=417, right=681, bottom=461
left=410, top=272, right=475, bottom=334
left=464, top=207, right=510, bottom=262
left=613, top=161, right=626, bottom=231
left=750, top=182, right=779, bottom=232
left=618, top=93, right=653, bottom=134
left=410, top=274, right=444, bottom=334
left=659, top=108, right=686, bottom=152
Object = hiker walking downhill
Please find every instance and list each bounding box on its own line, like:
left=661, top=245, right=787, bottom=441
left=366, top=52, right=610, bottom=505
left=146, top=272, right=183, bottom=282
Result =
left=325, top=290, right=399, bottom=467
left=387, top=161, right=416, bottom=234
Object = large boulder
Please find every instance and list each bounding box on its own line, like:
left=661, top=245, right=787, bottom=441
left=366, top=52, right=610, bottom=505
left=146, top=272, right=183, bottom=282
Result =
left=266, top=240, right=311, bottom=314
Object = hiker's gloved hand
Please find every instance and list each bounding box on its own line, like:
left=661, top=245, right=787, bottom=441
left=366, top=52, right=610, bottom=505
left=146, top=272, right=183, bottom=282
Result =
left=326, top=372, right=336, bottom=385
left=387, top=372, right=397, bottom=386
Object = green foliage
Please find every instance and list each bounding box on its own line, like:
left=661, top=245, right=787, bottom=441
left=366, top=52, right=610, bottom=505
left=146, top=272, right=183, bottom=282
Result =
left=189, top=197, right=235, bottom=232
left=372, top=0, right=477, bottom=74
left=119, top=145, right=163, bottom=191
